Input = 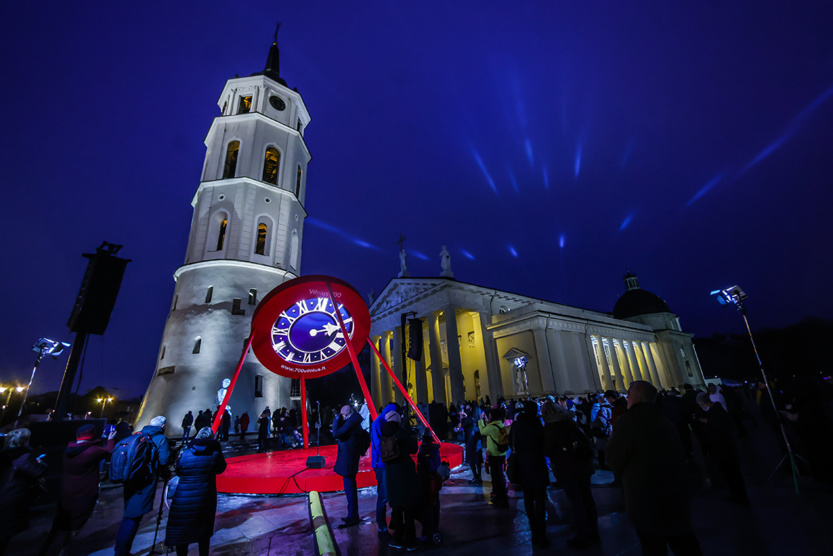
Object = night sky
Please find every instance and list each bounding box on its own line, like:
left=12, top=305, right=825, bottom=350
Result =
left=2, top=2, right=832, bottom=400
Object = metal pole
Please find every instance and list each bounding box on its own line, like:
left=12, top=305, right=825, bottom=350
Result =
left=212, top=330, right=255, bottom=434
left=301, top=377, right=309, bottom=449
left=739, top=305, right=800, bottom=494
left=54, top=331, right=88, bottom=421
left=17, top=352, right=43, bottom=421
left=326, top=282, right=378, bottom=421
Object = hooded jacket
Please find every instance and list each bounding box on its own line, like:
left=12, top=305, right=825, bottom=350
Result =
left=370, top=403, right=398, bottom=469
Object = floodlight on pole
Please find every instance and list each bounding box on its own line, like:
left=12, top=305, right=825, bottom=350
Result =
left=17, top=338, right=71, bottom=423
left=710, top=285, right=802, bottom=493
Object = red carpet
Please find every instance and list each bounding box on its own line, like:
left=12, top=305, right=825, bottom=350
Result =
left=217, top=442, right=464, bottom=495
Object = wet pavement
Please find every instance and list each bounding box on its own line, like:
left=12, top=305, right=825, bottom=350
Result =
left=6, top=415, right=833, bottom=555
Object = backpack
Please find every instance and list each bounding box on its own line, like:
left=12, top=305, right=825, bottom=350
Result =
left=109, top=432, right=155, bottom=483
left=590, top=413, right=612, bottom=439
left=359, top=429, right=371, bottom=456
left=566, top=424, right=595, bottom=461
left=496, top=424, right=511, bottom=452
left=379, top=434, right=401, bottom=463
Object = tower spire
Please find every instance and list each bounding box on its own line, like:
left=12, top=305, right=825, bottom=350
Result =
left=260, top=22, right=287, bottom=86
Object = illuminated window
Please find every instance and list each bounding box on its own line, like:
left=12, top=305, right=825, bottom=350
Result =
left=223, top=141, right=239, bottom=179
left=205, top=286, right=213, bottom=303
left=160, top=346, right=166, bottom=360
left=238, top=95, right=252, bottom=113
left=296, top=165, right=302, bottom=196
left=193, top=337, right=201, bottom=354
left=172, top=295, right=178, bottom=311
left=262, top=147, right=280, bottom=184
left=248, top=289, right=257, bottom=305
left=216, top=218, right=227, bottom=250
left=255, top=223, right=268, bottom=254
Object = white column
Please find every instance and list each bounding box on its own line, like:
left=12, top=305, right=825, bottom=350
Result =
left=413, top=344, right=428, bottom=404
left=591, top=335, right=612, bottom=391
left=532, top=328, right=556, bottom=395
left=604, top=337, right=626, bottom=392
left=641, top=341, right=662, bottom=387
left=428, top=313, right=446, bottom=405
left=630, top=341, right=648, bottom=382
left=371, top=335, right=382, bottom=408
left=478, top=311, right=502, bottom=402
left=648, top=342, right=670, bottom=389
left=443, top=307, right=466, bottom=405
left=615, top=340, right=635, bottom=386
left=380, top=332, right=393, bottom=404
left=393, top=325, right=405, bottom=405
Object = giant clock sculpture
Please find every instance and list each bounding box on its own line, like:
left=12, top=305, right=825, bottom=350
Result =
left=251, top=275, right=370, bottom=379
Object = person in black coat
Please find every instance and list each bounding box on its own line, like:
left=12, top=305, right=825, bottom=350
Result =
left=333, top=404, right=364, bottom=527
left=0, top=428, right=47, bottom=555
left=697, top=393, right=749, bottom=504
left=543, top=400, right=598, bottom=549
left=381, top=412, right=421, bottom=550
left=115, top=416, right=172, bottom=556
left=606, top=382, right=702, bottom=556
left=510, top=400, right=551, bottom=548
left=165, top=427, right=227, bottom=556
left=257, top=410, right=270, bottom=453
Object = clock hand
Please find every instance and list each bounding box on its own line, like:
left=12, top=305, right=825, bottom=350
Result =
left=309, top=322, right=342, bottom=337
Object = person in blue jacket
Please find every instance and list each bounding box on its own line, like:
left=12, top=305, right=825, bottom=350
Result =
left=333, top=404, right=364, bottom=528
left=165, top=427, right=227, bottom=556
left=371, top=403, right=399, bottom=537
left=114, top=416, right=171, bottom=556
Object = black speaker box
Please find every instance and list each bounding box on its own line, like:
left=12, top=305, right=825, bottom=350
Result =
left=306, top=455, right=326, bottom=469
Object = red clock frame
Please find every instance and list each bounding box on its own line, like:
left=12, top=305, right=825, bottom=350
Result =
left=250, top=275, right=371, bottom=379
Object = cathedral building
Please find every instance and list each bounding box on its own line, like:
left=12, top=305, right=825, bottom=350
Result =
left=135, top=40, right=310, bottom=436
left=368, top=269, right=705, bottom=407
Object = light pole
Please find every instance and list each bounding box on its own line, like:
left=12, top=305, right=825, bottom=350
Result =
left=17, top=338, right=71, bottom=423
left=711, top=285, right=802, bottom=494
left=98, top=397, right=114, bottom=418
left=1, top=386, right=24, bottom=424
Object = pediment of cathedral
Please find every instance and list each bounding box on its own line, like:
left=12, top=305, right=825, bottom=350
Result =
left=371, top=279, right=447, bottom=315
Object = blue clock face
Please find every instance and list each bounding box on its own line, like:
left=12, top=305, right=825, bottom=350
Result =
left=271, top=297, right=354, bottom=365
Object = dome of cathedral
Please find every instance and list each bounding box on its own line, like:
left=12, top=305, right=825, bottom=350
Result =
left=612, top=273, right=672, bottom=318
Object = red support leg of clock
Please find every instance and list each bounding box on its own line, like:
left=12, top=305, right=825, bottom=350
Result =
left=301, top=377, right=309, bottom=449
left=212, top=330, right=254, bottom=434
left=367, top=339, right=440, bottom=445
left=326, top=282, right=378, bottom=421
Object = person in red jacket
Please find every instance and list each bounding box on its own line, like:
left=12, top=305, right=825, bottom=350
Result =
left=39, top=423, right=117, bottom=555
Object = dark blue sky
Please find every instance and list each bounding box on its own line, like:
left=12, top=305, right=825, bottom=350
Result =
left=2, top=2, right=832, bottom=399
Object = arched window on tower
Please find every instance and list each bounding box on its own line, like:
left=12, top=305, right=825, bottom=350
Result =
left=223, top=141, right=239, bottom=179
left=254, top=216, right=272, bottom=256
left=296, top=165, right=302, bottom=196
left=193, top=337, right=202, bottom=354
left=209, top=210, right=230, bottom=252
left=255, top=223, right=268, bottom=255
left=289, top=229, right=299, bottom=270
left=262, top=147, right=280, bottom=184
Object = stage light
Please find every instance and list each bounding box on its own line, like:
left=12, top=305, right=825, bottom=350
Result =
left=16, top=386, right=24, bottom=393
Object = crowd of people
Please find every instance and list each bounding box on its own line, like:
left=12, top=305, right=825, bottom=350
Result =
left=1, top=375, right=831, bottom=554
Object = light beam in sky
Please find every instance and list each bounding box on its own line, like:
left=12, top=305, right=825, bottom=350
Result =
left=574, top=142, right=582, bottom=179
left=559, top=234, right=565, bottom=249
left=621, top=137, right=636, bottom=168
left=686, top=174, right=723, bottom=207
left=509, top=245, right=519, bottom=258
left=508, top=168, right=520, bottom=194
left=460, top=249, right=475, bottom=260
left=525, top=139, right=534, bottom=167
left=411, top=251, right=429, bottom=261
left=308, top=218, right=381, bottom=250
left=619, top=213, right=634, bottom=232
left=471, top=146, right=498, bottom=195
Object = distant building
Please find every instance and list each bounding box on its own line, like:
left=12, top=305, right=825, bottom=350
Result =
left=135, top=39, right=310, bottom=437
left=369, top=271, right=705, bottom=406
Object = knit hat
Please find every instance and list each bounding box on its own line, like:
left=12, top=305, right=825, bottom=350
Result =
left=76, top=424, right=97, bottom=441
left=385, top=411, right=401, bottom=423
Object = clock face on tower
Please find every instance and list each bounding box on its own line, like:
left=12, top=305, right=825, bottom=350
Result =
left=251, top=275, right=370, bottom=379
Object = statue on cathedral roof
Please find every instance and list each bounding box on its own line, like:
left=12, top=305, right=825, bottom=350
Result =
left=398, top=248, right=409, bottom=277
left=440, top=245, right=454, bottom=278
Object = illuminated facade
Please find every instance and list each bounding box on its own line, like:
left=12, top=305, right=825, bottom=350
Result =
left=369, top=273, right=705, bottom=406
left=135, top=41, right=311, bottom=436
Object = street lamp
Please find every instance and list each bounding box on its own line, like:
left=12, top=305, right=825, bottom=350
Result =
left=1, top=386, right=25, bottom=424
left=97, top=397, right=114, bottom=418
left=710, top=285, right=802, bottom=494
left=17, top=338, right=71, bottom=422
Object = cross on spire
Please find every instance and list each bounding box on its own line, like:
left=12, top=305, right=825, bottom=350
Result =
left=273, top=22, right=281, bottom=45
left=396, top=233, right=407, bottom=251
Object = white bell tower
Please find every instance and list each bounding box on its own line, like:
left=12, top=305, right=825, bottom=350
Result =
left=136, top=36, right=311, bottom=436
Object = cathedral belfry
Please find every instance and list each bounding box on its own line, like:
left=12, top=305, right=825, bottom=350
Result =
left=135, top=36, right=312, bottom=436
